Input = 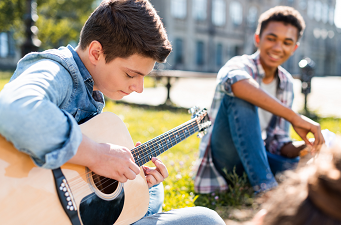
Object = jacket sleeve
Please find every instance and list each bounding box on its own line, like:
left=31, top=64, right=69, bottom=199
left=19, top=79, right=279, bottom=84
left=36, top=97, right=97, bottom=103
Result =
left=0, top=59, right=83, bottom=169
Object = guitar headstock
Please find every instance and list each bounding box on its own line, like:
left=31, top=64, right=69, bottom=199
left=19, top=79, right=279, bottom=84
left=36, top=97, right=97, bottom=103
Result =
left=189, top=107, right=211, bottom=138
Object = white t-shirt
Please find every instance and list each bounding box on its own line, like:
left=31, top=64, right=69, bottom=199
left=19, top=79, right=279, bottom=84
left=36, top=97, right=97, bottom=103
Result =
left=258, top=78, right=277, bottom=135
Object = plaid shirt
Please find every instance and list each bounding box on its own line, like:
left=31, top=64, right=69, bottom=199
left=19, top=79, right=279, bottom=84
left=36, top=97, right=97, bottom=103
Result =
left=194, top=51, right=294, bottom=193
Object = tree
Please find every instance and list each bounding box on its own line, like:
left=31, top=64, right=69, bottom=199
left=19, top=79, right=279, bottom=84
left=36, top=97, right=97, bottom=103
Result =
left=0, top=0, right=98, bottom=50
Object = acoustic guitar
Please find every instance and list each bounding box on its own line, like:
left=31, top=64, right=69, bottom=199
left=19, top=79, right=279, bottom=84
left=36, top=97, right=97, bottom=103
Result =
left=0, top=108, right=210, bottom=225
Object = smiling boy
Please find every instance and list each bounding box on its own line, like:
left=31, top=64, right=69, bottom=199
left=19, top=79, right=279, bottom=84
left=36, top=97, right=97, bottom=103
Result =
left=195, top=6, right=324, bottom=194
left=0, top=0, right=225, bottom=224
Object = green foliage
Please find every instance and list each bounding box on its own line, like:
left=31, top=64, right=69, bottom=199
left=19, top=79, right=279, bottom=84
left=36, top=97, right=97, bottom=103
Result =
left=194, top=168, right=254, bottom=210
left=36, top=0, right=96, bottom=49
left=0, top=0, right=97, bottom=50
left=0, top=0, right=25, bottom=32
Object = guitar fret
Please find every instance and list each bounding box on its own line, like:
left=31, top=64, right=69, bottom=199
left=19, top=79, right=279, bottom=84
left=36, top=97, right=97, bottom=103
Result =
left=132, top=117, right=207, bottom=167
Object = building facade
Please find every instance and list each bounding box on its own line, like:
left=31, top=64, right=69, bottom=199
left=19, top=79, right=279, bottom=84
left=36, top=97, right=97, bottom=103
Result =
left=150, top=0, right=341, bottom=76
left=0, top=31, right=20, bottom=70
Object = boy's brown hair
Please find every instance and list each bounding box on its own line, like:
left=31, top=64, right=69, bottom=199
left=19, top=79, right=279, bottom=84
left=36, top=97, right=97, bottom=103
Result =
left=79, top=0, right=172, bottom=63
left=256, top=6, right=306, bottom=41
left=261, top=139, right=341, bottom=225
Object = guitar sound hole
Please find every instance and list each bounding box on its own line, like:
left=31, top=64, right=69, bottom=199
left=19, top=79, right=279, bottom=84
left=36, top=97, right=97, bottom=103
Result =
left=92, top=172, right=118, bottom=195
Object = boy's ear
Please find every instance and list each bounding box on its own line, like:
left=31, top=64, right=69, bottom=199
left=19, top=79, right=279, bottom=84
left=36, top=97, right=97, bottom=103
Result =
left=254, top=34, right=260, bottom=48
left=88, top=40, right=103, bottom=65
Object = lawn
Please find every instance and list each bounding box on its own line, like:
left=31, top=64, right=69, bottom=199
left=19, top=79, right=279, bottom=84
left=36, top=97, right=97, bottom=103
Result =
left=1, top=73, right=341, bottom=222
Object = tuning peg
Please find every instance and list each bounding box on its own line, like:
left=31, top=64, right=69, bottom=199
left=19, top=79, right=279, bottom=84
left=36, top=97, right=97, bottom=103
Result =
left=188, top=106, right=200, bottom=118
left=197, top=129, right=207, bottom=138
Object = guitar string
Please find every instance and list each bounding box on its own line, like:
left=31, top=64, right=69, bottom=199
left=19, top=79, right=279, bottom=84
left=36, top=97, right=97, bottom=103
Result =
left=77, top=123, right=201, bottom=204
left=66, top=119, right=198, bottom=185
left=67, top=120, right=198, bottom=192
left=69, top=121, right=199, bottom=200
left=69, top=120, right=201, bottom=203
left=68, top=119, right=202, bottom=203
left=71, top=122, right=196, bottom=203
left=68, top=120, right=200, bottom=202
left=68, top=119, right=199, bottom=187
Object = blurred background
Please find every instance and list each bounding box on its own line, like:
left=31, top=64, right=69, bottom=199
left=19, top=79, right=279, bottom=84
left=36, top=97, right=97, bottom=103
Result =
left=1, top=0, right=340, bottom=76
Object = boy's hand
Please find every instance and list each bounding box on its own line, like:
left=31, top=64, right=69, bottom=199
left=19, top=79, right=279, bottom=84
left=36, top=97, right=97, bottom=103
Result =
left=134, top=141, right=169, bottom=188
left=142, top=157, right=169, bottom=188
left=69, top=134, right=141, bottom=183
left=89, top=142, right=141, bottom=183
left=291, top=115, right=324, bottom=154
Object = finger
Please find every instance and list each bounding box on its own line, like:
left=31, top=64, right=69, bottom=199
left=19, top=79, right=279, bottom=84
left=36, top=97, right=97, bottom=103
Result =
left=135, top=141, right=142, bottom=147
left=123, top=169, right=138, bottom=180
left=116, top=175, right=128, bottom=183
left=142, top=165, right=150, bottom=175
left=152, top=157, right=169, bottom=178
left=146, top=174, right=158, bottom=187
left=129, top=162, right=141, bottom=175
left=145, top=168, right=165, bottom=183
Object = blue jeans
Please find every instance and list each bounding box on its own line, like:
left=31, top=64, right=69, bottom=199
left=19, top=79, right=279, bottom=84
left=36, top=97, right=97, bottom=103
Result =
left=145, top=183, right=164, bottom=216
left=133, top=183, right=225, bottom=225
left=210, top=94, right=279, bottom=193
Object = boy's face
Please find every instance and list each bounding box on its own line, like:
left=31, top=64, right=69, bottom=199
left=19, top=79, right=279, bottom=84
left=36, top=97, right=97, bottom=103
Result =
left=92, top=53, right=156, bottom=100
left=255, top=21, right=299, bottom=73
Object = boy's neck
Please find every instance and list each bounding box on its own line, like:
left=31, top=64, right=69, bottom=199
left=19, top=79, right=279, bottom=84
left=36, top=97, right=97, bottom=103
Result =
left=259, top=57, right=277, bottom=84
left=262, top=69, right=277, bottom=84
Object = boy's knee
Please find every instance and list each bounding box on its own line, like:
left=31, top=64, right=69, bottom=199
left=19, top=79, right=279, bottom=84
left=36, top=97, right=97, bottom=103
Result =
left=190, top=207, right=225, bottom=225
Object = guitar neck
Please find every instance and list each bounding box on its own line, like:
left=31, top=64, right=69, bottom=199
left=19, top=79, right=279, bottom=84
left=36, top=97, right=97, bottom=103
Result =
left=131, top=119, right=199, bottom=167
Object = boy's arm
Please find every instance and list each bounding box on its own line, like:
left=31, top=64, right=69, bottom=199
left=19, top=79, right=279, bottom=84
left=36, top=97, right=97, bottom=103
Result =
left=231, top=79, right=324, bottom=153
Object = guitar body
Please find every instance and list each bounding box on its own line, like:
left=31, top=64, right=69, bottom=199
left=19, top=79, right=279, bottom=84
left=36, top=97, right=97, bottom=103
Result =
left=0, top=112, right=149, bottom=225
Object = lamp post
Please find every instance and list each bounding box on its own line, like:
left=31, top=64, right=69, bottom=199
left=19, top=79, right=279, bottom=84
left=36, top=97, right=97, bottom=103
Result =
left=21, top=0, right=41, bottom=57
left=298, top=57, right=315, bottom=114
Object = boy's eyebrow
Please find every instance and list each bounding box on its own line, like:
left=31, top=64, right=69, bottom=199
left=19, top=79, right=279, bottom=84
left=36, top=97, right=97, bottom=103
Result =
left=267, top=33, right=295, bottom=42
left=126, top=68, right=148, bottom=76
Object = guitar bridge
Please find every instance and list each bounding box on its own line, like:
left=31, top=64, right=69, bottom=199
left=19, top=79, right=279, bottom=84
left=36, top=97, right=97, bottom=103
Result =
left=52, top=168, right=81, bottom=225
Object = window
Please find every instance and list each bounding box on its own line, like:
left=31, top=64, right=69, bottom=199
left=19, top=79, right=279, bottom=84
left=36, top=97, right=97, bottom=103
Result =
left=307, top=0, right=314, bottom=19
left=299, top=0, right=307, bottom=10
left=233, top=46, right=240, bottom=57
left=212, top=0, right=226, bottom=26
left=230, top=1, right=243, bottom=26
left=193, top=0, right=207, bottom=21
left=322, top=3, right=328, bottom=24
left=329, top=7, right=334, bottom=25
left=0, top=32, right=9, bottom=58
left=247, top=6, right=258, bottom=28
left=216, top=43, right=223, bottom=66
left=171, top=0, right=187, bottom=19
left=196, top=41, right=204, bottom=65
left=174, top=38, right=183, bottom=65
left=314, top=1, right=322, bottom=22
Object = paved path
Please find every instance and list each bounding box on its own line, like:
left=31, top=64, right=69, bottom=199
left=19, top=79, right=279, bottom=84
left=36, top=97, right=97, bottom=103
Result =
left=121, top=76, right=341, bottom=118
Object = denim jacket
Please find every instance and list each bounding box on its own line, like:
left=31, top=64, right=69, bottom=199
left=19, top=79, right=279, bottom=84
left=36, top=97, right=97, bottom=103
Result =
left=0, top=45, right=104, bottom=169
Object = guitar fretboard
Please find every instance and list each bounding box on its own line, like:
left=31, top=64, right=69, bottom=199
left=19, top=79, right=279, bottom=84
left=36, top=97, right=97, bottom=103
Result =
left=131, top=119, right=199, bottom=166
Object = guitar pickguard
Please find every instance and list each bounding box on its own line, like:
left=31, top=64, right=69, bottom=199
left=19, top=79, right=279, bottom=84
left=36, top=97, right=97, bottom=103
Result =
left=79, top=188, right=125, bottom=225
